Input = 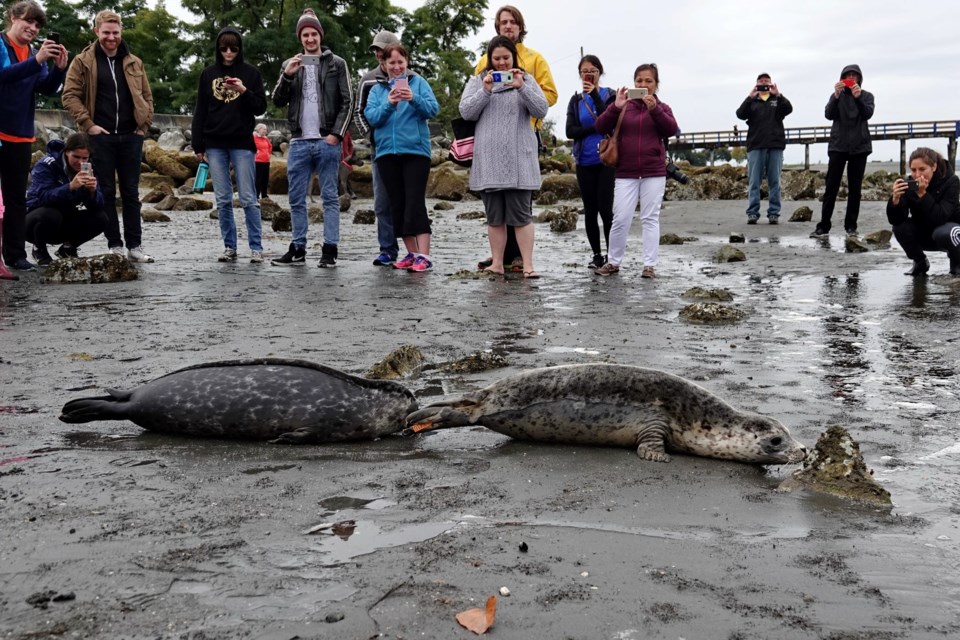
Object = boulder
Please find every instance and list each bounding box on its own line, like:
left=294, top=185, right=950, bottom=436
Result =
left=138, top=173, right=176, bottom=191
left=141, top=209, right=171, bottom=223
left=538, top=173, right=579, bottom=200
left=789, top=205, right=813, bottom=222
left=715, top=246, right=746, bottom=262
left=365, top=345, right=425, bottom=380
left=143, top=140, right=191, bottom=183
left=457, top=210, right=486, bottom=221
left=679, top=302, right=746, bottom=324
left=339, top=194, right=351, bottom=212
left=426, top=165, right=470, bottom=200
left=258, top=198, right=283, bottom=221
left=142, top=184, right=174, bottom=203
left=680, top=287, right=734, bottom=302
left=659, top=233, right=684, bottom=245
left=353, top=209, right=375, bottom=224
left=549, top=210, right=578, bottom=233
left=536, top=190, right=559, bottom=205
left=348, top=163, right=373, bottom=198
left=272, top=208, right=291, bottom=232
left=307, top=205, right=324, bottom=223
left=781, top=170, right=821, bottom=200
left=442, top=351, right=509, bottom=373
left=41, top=253, right=139, bottom=284
left=433, top=201, right=454, bottom=211
left=268, top=159, right=289, bottom=195
left=729, top=232, right=745, bottom=243
left=864, top=229, right=893, bottom=245
left=845, top=235, right=870, bottom=253
left=156, top=130, right=186, bottom=151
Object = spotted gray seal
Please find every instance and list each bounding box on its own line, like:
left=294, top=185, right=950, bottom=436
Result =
left=60, top=359, right=418, bottom=444
left=406, top=364, right=806, bottom=464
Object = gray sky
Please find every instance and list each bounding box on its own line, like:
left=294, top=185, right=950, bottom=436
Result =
left=163, top=0, right=960, bottom=164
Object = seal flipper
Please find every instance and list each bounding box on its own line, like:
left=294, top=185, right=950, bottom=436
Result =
left=634, top=419, right=672, bottom=463
left=405, top=398, right=480, bottom=433
left=59, top=389, right=135, bottom=423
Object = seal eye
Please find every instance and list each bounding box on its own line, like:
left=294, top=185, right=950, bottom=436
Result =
left=770, top=437, right=783, bottom=447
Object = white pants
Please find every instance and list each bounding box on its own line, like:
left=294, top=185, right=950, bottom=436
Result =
left=608, top=176, right=666, bottom=267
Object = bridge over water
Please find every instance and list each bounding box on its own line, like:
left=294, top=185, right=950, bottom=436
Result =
left=670, top=120, right=960, bottom=173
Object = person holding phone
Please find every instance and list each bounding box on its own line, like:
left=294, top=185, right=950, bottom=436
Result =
left=887, top=147, right=960, bottom=277
left=592, top=64, right=678, bottom=278
left=811, top=64, right=875, bottom=239
left=566, top=54, right=615, bottom=269
left=460, top=35, right=548, bottom=278
left=736, top=72, right=792, bottom=224
left=364, top=43, right=439, bottom=272
left=0, top=0, right=68, bottom=271
left=191, top=27, right=268, bottom=263
left=24, top=133, right=107, bottom=266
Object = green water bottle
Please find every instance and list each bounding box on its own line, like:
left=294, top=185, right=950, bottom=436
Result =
left=192, top=161, right=209, bottom=193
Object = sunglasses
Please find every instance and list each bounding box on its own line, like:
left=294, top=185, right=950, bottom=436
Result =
left=219, top=45, right=239, bottom=53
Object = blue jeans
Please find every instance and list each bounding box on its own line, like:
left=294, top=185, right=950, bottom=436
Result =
left=372, top=159, right=398, bottom=258
left=288, top=138, right=341, bottom=248
left=88, top=133, right=144, bottom=248
left=206, top=148, right=262, bottom=251
left=746, top=148, right=783, bottom=218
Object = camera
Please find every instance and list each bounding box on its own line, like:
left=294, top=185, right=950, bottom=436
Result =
left=491, top=71, right=513, bottom=84
left=47, top=32, right=60, bottom=44
left=756, top=84, right=770, bottom=92
left=905, top=177, right=918, bottom=192
left=666, top=162, right=689, bottom=185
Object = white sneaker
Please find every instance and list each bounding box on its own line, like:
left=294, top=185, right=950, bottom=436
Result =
left=110, top=246, right=126, bottom=257
left=128, top=246, right=155, bottom=263
left=250, top=250, right=264, bottom=264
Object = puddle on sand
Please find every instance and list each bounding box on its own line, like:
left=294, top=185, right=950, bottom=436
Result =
left=319, top=496, right=396, bottom=511
left=313, top=519, right=455, bottom=566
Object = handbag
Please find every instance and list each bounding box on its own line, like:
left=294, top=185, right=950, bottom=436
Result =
left=598, top=104, right=627, bottom=168
left=448, top=117, right=476, bottom=167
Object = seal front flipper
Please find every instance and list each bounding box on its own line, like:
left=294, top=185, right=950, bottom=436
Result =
left=405, top=398, right=480, bottom=433
left=59, top=389, right=134, bottom=423
left=634, top=419, right=672, bottom=463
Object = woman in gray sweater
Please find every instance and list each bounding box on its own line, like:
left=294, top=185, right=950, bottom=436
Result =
left=459, top=35, right=548, bottom=278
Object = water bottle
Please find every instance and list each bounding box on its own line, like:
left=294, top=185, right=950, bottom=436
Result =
left=192, top=161, right=209, bottom=193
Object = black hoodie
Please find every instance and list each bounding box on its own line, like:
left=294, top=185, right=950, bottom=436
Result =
left=824, top=63, right=875, bottom=155
left=191, top=27, right=268, bottom=153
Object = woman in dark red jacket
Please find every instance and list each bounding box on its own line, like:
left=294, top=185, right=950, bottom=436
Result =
left=592, top=63, right=677, bottom=278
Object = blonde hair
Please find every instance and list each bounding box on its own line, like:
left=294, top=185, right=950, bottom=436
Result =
left=94, top=10, right=122, bottom=29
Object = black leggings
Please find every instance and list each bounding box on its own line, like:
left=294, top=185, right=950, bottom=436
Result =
left=376, top=154, right=432, bottom=237
left=26, top=207, right=109, bottom=249
left=819, top=151, right=868, bottom=232
left=576, top=163, right=615, bottom=255
left=255, top=162, right=270, bottom=199
left=0, top=140, right=33, bottom=263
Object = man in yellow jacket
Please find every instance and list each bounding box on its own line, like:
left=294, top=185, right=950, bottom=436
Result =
left=472, top=4, right=556, bottom=269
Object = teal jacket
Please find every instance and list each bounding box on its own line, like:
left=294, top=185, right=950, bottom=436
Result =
left=364, top=70, right=439, bottom=159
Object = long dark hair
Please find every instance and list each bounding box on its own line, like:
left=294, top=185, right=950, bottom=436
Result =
left=484, top=35, right=523, bottom=73
left=910, top=147, right=951, bottom=178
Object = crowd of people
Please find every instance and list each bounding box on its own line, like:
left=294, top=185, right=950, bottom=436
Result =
left=1, top=1, right=958, bottom=282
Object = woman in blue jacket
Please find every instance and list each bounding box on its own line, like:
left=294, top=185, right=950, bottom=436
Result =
left=566, top=54, right=615, bottom=269
left=25, top=134, right=107, bottom=265
left=1, top=0, right=69, bottom=271
left=364, top=43, right=439, bottom=273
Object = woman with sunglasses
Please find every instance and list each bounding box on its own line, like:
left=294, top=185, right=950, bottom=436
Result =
left=191, top=27, right=268, bottom=263
left=592, top=63, right=678, bottom=278
left=566, top=54, right=615, bottom=270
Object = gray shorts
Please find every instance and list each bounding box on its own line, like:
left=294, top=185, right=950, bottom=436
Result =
left=480, top=189, right=534, bottom=226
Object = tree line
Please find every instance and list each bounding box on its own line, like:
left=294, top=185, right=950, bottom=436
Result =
left=41, top=0, right=489, bottom=129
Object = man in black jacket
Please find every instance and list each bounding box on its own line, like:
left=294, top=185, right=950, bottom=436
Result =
left=271, top=8, right=353, bottom=268
left=736, top=73, right=792, bottom=224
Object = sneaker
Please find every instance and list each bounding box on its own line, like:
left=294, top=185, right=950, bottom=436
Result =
left=809, top=227, right=829, bottom=239
left=109, top=246, right=126, bottom=257
left=218, top=248, right=238, bottom=262
left=407, top=255, right=433, bottom=272
left=55, top=245, right=78, bottom=259
left=641, top=266, right=656, bottom=279
left=589, top=253, right=606, bottom=269
left=768, top=216, right=779, bottom=225
left=373, top=251, right=395, bottom=266
left=128, top=246, right=155, bottom=263
left=393, top=253, right=416, bottom=269
left=31, top=245, right=53, bottom=266
left=318, top=243, right=338, bottom=268
left=250, top=251, right=264, bottom=264
left=747, top=216, right=759, bottom=225
left=271, top=243, right=306, bottom=266
left=10, top=258, right=37, bottom=271
left=594, top=262, right=619, bottom=276
left=845, top=228, right=858, bottom=237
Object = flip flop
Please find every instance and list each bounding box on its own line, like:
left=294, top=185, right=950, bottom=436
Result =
left=523, top=271, right=541, bottom=279
left=477, top=257, right=493, bottom=269
left=482, top=267, right=505, bottom=276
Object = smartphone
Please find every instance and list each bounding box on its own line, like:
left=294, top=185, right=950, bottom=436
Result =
left=391, top=76, right=408, bottom=91
left=841, top=78, right=856, bottom=88
left=80, top=162, right=92, bottom=173
left=300, top=54, right=321, bottom=65
left=583, top=73, right=596, bottom=85
left=47, top=32, right=60, bottom=44
left=905, top=177, right=918, bottom=192
left=627, top=87, right=649, bottom=100
left=756, top=84, right=770, bottom=92
left=491, top=71, right=513, bottom=85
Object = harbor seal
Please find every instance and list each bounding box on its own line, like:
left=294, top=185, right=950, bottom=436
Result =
left=60, top=359, right=418, bottom=444
left=406, top=364, right=807, bottom=464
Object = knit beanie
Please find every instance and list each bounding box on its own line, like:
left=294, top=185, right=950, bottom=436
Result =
left=297, top=8, right=324, bottom=40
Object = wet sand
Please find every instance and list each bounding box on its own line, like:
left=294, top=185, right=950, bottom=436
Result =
left=1, top=193, right=959, bottom=639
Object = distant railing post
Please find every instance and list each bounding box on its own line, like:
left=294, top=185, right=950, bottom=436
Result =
left=949, top=137, right=958, bottom=169
left=804, top=144, right=810, bottom=170
left=900, top=139, right=907, bottom=175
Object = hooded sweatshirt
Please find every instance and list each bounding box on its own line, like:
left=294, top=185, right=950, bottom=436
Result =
left=191, top=27, right=268, bottom=153
left=825, top=64, right=874, bottom=155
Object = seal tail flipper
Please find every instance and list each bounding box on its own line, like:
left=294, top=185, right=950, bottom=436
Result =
left=59, top=389, right=134, bottom=423
left=405, top=399, right=479, bottom=433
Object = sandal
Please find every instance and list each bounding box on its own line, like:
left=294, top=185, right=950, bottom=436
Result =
left=523, top=271, right=541, bottom=279
left=477, top=256, right=493, bottom=269
left=482, top=266, right=505, bottom=276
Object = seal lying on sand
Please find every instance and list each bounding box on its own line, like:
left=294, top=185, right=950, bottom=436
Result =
left=60, top=359, right=418, bottom=444
left=407, top=364, right=806, bottom=464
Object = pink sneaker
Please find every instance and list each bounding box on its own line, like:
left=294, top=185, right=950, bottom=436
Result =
left=393, top=253, right=416, bottom=269
left=407, top=256, right=433, bottom=272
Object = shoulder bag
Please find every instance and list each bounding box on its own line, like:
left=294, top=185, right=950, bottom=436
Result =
left=597, top=104, right=626, bottom=168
